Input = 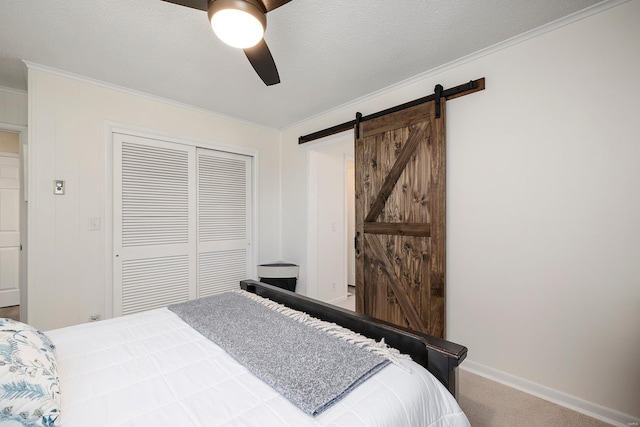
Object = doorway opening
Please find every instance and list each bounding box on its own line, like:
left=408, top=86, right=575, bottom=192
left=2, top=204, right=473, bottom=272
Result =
left=0, top=125, right=27, bottom=321
left=306, top=131, right=355, bottom=309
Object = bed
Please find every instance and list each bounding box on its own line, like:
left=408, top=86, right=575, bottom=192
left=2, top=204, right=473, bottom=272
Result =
left=1, top=280, right=470, bottom=427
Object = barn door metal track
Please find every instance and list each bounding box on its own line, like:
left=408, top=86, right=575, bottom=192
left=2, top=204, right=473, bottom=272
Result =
left=298, top=77, right=485, bottom=144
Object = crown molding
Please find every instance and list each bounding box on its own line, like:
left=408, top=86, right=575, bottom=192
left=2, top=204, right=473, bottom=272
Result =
left=0, top=85, right=27, bottom=96
left=282, top=0, right=630, bottom=133
left=22, top=61, right=279, bottom=133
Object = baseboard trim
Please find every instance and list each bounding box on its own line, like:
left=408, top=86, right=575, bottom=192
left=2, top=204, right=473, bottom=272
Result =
left=325, top=295, right=348, bottom=305
left=0, top=288, right=20, bottom=307
left=461, top=359, right=638, bottom=427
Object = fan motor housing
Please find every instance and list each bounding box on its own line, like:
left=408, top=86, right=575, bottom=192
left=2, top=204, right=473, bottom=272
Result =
left=208, top=0, right=267, bottom=31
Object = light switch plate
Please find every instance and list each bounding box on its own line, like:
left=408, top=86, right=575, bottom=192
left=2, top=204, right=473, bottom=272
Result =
left=89, top=217, right=101, bottom=231
left=53, top=180, right=65, bottom=195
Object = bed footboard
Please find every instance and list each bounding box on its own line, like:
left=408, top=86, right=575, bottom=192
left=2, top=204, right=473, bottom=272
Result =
left=240, top=279, right=467, bottom=398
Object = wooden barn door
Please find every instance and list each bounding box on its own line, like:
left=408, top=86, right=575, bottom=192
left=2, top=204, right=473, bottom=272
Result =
left=355, top=100, right=446, bottom=338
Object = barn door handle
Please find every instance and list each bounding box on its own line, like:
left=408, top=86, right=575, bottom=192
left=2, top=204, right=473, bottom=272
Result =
left=354, top=232, right=360, bottom=254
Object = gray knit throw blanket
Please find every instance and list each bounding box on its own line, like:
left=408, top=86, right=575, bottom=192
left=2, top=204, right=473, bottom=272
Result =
left=169, top=290, right=394, bottom=416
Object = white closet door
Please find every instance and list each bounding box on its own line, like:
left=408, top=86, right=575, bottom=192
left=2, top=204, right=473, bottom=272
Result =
left=113, top=134, right=196, bottom=316
left=197, top=148, right=251, bottom=297
left=0, top=154, right=20, bottom=307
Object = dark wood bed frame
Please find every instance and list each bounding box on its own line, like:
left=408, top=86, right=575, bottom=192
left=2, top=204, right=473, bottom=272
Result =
left=240, top=279, right=468, bottom=398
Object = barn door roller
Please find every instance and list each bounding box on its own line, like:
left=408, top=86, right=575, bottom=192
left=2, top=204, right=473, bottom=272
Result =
left=434, top=84, right=444, bottom=119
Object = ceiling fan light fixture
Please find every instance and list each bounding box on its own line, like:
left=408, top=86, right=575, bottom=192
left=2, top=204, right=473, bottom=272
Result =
left=208, top=0, right=266, bottom=49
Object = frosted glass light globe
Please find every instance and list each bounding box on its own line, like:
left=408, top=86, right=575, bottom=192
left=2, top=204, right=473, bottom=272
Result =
left=211, top=9, right=264, bottom=49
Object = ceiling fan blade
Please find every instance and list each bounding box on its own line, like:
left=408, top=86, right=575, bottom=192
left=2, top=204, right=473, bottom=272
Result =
left=161, top=0, right=208, bottom=11
left=260, top=0, right=293, bottom=13
left=243, top=39, right=280, bottom=86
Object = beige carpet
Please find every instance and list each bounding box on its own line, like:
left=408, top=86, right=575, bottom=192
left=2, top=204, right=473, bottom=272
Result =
left=458, top=369, right=614, bottom=427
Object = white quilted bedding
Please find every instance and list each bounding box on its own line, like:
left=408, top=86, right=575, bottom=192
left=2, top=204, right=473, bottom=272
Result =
left=47, top=308, right=470, bottom=427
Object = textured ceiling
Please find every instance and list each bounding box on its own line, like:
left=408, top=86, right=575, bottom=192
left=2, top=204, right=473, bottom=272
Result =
left=0, top=0, right=610, bottom=129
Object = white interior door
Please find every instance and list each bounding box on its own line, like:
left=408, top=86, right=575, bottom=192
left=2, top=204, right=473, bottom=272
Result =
left=0, top=154, right=20, bottom=307
left=113, top=133, right=197, bottom=316
left=113, top=133, right=253, bottom=317
left=197, top=148, right=251, bottom=297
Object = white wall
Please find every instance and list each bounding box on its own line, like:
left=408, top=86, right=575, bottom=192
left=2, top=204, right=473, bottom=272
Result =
left=0, top=87, right=27, bottom=126
left=280, top=1, right=640, bottom=423
left=27, top=68, right=281, bottom=331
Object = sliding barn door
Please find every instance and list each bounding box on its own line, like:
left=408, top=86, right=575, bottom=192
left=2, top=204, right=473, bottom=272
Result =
left=355, top=100, right=446, bottom=338
left=196, top=149, right=251, bottom=297
left=113, top=133, right=197, bottom=316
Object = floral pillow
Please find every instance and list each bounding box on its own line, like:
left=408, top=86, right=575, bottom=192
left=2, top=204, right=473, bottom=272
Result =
left=0, top=318, right=60, bottom=427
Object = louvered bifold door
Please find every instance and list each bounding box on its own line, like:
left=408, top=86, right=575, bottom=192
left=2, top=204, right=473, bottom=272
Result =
left=196, top=148, right=251, bottom=297
left=113, top=134, right=196, bottom=316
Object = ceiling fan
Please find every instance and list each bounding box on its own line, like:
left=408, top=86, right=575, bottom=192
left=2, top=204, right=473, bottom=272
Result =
left=162, top=0, right=292, bottom=86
